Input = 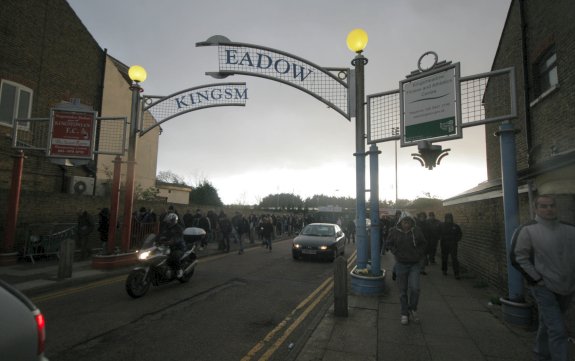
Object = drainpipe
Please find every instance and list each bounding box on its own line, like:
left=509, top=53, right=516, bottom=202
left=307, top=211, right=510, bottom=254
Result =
left=519, top=0, right=533, bottom=163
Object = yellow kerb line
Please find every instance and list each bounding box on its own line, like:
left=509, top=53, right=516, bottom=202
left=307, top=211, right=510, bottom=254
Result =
left=241, top=249, right=357, bottom=361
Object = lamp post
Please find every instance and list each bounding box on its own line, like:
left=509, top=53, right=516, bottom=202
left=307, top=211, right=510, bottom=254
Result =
left=347, top=29, right=369, bottom=270
left=121, top=65, right=146, bottom=252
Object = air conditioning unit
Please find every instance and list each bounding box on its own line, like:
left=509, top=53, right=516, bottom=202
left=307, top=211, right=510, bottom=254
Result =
left=68, top=176, right=95, bottom=195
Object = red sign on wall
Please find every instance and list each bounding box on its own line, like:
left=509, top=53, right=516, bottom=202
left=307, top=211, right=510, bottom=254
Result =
left=48, top=109, right=97, bottom=159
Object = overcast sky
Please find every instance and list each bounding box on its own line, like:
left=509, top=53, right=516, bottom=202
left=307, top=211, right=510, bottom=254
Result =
left=68, top=0, right=511, bottom=205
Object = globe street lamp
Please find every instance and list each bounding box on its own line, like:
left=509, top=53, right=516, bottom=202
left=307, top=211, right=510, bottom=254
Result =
left=121, top=65, right=146, bottom=252
left=346, top=29, right=369, bottom=270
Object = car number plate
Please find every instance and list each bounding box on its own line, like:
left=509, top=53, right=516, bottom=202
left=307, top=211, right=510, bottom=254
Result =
left=302, top=249, right=317, bottom=255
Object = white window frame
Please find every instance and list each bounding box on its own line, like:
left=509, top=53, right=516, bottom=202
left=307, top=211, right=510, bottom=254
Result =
left=535, top=46, right=558, bottom=97
left=0, top=79, right=33, bottom=129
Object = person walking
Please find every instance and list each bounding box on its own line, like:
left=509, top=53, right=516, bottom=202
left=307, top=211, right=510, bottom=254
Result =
left=97, top=208, right=110, bottom=254
left=77, top=208, right=95, bottom=260
left=261, top=217, right=274, bottom=252
left=345, top=218, right=356, bottom=244
left=386, top=212, right=427, bottom=325
left=218, top=213, right=232, bottom=253
left=197, top=211, right=211, bottom=251
left=426, top=212, right=442, bottom=264
left=511, top=194, right=575, bottom=361
left=439, top=213, right=462, bottom=279
left=416, top=212, right=429, bottom=275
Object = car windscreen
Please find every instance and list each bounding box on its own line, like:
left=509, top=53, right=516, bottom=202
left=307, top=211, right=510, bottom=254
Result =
left=301, top=225, right=335, bottom=237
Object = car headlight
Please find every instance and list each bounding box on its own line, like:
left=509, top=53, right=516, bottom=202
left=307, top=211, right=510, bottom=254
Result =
left=138, top=250, right=151, bottom=260
left=293, top=244, right=301, bottom=249
left=319, top=246, right=328, bottom=250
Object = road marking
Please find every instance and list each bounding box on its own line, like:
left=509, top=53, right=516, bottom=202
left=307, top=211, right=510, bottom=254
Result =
left=241, top=250, right=357, bottom=361
left=31, top=240, right=359, bottom=360
left=31, top=275, right=126, bottom=303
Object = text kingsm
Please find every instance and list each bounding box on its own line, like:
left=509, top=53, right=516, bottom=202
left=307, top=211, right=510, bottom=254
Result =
left=224, top=49, right=314, bottom=82
left=174, top=87, right=247, bottom=109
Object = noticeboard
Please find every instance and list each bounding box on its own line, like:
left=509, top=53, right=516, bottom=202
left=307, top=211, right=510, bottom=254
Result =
left=400, top=63, right=461, bottom=147
left=47, top=109, right=97, bottom=159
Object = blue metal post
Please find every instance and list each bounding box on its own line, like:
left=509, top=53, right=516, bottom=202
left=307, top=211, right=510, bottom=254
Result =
left=353, top=53, right=368, bottom=270
left=369, top=144, right=382, bottom=276
left=498, top=122, right=524, bottom=302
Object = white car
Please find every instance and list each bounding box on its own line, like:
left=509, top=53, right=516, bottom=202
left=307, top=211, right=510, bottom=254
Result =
left=0, top=279, right=48, bottom=360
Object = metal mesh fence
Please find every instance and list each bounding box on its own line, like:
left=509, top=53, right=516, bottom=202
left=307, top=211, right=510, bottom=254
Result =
left=13, top=118, right=51, bottom=151
left=13, top=117, right=127, bottom=155
left=367, top=68, right=515, bottom=144
left=462, top=69, right=514, bottom=126
left=367, top=91, right=400, bottom=143
left=218, top=45, right=349, bottom=118
left=96, top=117, right=127, bottom=155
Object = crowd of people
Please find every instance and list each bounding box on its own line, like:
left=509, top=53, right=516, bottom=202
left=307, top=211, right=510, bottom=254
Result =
left=126, top=206, right=309, bottom=255
left=381, top=197, right=574, bottom=361
left=85, top=198, right=574, bottom=360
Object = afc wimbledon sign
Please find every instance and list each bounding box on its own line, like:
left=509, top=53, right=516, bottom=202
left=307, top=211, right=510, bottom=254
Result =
left=400, top=63, right=461, bottom=146
left=197, top=36, right=350, bottom=120
left=47, top=108, right=97, bottom=159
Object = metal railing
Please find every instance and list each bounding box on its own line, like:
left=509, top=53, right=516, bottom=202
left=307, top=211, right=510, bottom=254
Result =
left=20, top=223, right=77, bottom=263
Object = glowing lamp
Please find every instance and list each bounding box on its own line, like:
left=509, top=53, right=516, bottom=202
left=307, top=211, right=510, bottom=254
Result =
left=128, top=65, right=147, bottom=83
left=346, top=29, right=368, bottom=53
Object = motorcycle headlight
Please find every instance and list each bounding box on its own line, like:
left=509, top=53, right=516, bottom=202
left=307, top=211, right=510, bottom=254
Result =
left=138, top=250, right=151, bottom=260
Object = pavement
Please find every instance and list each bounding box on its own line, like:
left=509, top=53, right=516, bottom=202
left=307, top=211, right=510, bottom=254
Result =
left=1, top=241, right=573, bottom=361
left=294, top=252, right=555, bottom=361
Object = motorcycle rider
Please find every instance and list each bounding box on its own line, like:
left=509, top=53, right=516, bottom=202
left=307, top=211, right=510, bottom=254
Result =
left=159, top=213, right=186, bottom=278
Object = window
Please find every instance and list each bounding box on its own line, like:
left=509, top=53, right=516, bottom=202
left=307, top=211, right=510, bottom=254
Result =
left=535, top=46, right=558, bottom=97
left=0, top=80, right=33, bottom=127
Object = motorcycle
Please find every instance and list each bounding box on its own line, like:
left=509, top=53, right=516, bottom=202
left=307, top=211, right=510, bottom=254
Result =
left=125, top=227, right=205, bottom=298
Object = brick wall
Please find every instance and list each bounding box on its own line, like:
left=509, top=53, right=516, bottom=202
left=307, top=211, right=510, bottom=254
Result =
left=445, top=194, right=532, bottom=295
left=0, top=188, right=171, bottom=252
left=485, top=0, right=575, bottom=178
left=0, top=0, right=106, bottom=193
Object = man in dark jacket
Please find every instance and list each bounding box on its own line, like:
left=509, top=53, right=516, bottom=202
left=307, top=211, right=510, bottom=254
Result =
left=77, top=209, right=95, bottom=260
left=387, top=212, right=427, bottom=325
left=426, top=212, right=442, bottom=264
left=159, top=213, right=186, bottom=278
left=440, top=213, right=462, bottom=279
left=197, top=211, right=211, bottom=250
left=218, top=213, right=232, bottom=253
left=261, top=217, right=275, bottom=252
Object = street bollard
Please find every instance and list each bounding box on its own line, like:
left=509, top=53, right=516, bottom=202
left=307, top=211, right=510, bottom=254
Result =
left=334, top=255, right=348, bottom=317
left=58, top=238, right=74, bottom=279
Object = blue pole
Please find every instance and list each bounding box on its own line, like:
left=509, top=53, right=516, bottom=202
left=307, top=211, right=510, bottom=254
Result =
left=498, top=122, right=524, bottom=302
left=353, top=53, right=368, bottom=270
left=369, top=144, right=382, bottom=276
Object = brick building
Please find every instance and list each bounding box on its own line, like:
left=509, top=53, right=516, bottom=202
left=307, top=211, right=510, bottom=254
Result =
left=0, top=0, right=161, bottom=256
left=0, top=0, right=105, bottom=193
left=444, top=0, right=575, bottom=297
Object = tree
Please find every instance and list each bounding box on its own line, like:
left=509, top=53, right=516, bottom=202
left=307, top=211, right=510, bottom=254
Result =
left=135, top=184, right=160, bottom=201
left=156, top=170, right=186, bottom=185
left=259, top=193, right=304, bottom=210
left=190, top=180, right=224, bottom=207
